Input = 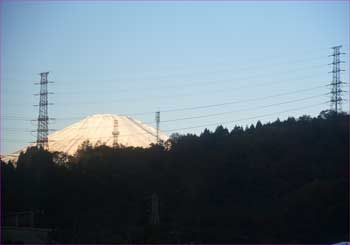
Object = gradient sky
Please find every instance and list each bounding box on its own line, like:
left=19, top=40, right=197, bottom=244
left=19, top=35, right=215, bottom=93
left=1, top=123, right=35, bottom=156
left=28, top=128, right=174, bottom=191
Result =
left=1, top=0, right=349, bottom=154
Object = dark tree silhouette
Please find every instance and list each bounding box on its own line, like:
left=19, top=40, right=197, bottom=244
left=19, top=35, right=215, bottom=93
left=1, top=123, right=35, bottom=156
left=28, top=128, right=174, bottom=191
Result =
left=1, top=111, right=348, bottom=243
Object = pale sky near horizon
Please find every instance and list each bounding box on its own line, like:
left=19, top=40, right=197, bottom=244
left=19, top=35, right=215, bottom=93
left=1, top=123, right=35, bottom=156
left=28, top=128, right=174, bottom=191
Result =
left=1, top=0, right=349, bottom=154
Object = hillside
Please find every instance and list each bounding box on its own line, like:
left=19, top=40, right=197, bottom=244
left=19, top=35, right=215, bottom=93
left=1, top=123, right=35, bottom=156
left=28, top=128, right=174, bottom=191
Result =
left=1, top=111, right=348, bottom=243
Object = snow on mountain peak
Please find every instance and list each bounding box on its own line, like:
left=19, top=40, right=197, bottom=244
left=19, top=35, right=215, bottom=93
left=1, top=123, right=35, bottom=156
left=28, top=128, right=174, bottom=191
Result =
left=3, top=114, right=169, bottom=162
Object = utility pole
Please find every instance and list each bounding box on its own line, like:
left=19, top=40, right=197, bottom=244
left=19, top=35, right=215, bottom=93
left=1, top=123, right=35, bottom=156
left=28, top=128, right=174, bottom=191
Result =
left=329, top=45, right=345, bottom=113
left=155, top=111, right=160, bottom=144
left=112, top=119, right=119, bottom=149
left=34, top=72, right=53, bottom=149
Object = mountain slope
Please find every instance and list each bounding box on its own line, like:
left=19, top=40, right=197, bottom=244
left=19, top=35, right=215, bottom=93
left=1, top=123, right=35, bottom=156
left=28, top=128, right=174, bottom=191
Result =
left=3, top=114, right=168, bottom=161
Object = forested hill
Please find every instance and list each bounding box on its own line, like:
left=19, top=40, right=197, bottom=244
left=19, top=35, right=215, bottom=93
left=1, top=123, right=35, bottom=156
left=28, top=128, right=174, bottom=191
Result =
left=1, top=110, right=349, bottom=243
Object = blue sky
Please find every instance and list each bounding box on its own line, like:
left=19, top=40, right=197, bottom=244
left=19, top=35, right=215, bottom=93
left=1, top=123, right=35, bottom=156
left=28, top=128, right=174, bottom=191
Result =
left=1, top=1, right=349, bottom=154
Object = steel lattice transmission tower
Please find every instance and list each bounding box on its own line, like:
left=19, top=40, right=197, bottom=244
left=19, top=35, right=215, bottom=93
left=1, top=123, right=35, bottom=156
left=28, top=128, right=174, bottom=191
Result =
left=149, top=192, right=160, bottom=225
left=155, top=111, right=160, bottom=144
left=329, top=45, right=345, bottom=113
left=112, top=119, right=119, bottom=149
left=34, top=72, right=53, bottom=149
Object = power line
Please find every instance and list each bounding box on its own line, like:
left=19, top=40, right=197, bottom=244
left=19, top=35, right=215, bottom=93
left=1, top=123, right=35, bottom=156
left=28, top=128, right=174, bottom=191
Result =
left=53, top=93, right=329, bottom=130
left=2, top=101, right=326, bottom=144
left=1, top=102, right=328, bottom=146
left=159, top=85, right=327, bottom=114
left=163, top=102, right=327, bottom=133
left=0, top=84, right=328, bottom=122
left=53, top=79, right=326, bottom=108
left=119, top=84, right=329, bottom=118
left=1, top=94, right=325, bottom=138
left=2, top=47, right=349, bottom=153
left=53, top=62, right=328, bottom=95
left=2, top=64, right=332, bottom=115
left=161, top=94, right=327, bottom=123
left=2, top=57, right=331, bottom=97
left=2, top=53, right=333, bottom=95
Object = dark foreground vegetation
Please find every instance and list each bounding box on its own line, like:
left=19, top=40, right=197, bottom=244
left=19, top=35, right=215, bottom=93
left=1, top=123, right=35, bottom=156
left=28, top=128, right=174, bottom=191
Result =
left=1, top=111, right=349, bottom=243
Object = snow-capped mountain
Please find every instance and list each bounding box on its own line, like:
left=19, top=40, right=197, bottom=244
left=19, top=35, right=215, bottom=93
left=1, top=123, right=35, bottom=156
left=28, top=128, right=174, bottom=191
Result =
left=2, top=114, right=169, bottom=162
